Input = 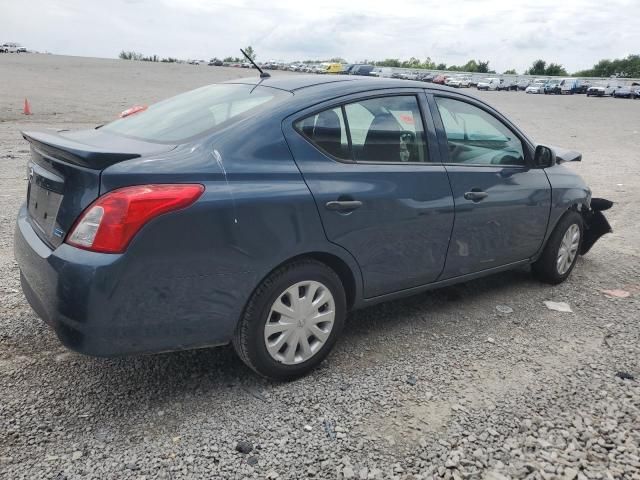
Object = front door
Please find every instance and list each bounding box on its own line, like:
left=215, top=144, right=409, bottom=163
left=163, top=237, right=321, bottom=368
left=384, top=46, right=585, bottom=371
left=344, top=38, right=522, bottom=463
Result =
left=429, top=94, right=551, bottom=278
left=283, top=92, right=455, bottom=298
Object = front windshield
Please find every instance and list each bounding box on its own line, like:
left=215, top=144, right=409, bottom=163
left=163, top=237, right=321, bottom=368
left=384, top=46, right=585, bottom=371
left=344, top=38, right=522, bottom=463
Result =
left=102, top=84, right=291, bottom=143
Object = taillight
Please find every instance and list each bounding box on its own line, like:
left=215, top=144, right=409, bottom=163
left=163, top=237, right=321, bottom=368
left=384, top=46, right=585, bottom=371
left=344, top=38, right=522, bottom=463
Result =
left=66, top=184, right=204, bottom=253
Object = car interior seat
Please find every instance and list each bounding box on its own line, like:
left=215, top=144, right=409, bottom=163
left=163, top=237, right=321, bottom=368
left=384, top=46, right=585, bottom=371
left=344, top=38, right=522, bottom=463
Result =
left=360, top=113, right=403, bottom=162
left=311, top=110, right=343, bottom=158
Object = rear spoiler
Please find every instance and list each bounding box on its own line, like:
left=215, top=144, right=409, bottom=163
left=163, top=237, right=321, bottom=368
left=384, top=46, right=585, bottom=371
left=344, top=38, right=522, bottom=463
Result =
left=22, top=130, right=141, bottom=170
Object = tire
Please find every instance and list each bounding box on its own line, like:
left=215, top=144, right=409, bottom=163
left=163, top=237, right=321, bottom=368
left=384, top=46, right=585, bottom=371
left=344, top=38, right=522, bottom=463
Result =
left=532, top=211, right=584, bottom=285
left=233, top=259, right=346, bottom=380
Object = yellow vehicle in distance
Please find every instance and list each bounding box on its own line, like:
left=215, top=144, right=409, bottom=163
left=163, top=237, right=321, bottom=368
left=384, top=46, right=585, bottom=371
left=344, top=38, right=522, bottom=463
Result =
left=324, top=63, right=344, bottom=74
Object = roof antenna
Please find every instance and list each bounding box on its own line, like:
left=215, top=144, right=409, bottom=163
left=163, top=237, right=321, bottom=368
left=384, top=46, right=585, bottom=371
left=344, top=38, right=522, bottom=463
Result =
left=241, top=48, right=270, bottom=78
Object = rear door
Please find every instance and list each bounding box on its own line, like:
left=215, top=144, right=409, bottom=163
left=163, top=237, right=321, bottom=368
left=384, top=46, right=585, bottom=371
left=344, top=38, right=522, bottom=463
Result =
left=428, top=92, right=551, bottom=278
left=283, top=90, right=455, bottom=299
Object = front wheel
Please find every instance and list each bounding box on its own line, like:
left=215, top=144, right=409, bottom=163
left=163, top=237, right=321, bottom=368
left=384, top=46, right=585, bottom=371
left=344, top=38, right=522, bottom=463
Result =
left=532, top=211, right=583, bottom=284
left=233, top=259, right=346, bottom=380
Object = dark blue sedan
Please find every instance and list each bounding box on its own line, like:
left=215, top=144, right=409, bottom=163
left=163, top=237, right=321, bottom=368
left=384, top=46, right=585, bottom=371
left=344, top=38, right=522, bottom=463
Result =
left=15, top=75, right=612, bottom=379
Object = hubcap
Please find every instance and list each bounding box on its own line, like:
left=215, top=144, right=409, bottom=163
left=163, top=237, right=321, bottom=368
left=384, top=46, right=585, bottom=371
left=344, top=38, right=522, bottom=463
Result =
left=556, top=223, right=580, bottom=275
left=264, top=281, right=335, bottom=365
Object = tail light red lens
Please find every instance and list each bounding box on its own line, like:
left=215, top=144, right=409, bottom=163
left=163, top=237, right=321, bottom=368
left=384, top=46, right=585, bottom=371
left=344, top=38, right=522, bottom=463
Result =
left=66, top=184, right=204, bottom=253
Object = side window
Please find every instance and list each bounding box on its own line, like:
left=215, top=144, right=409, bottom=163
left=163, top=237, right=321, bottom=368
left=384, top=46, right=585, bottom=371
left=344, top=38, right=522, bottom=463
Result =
left=294, top=107, right=350, bottom=161
left=435, top=97, right=525, bottom=166
left=344, top=96, right=428, bottom=162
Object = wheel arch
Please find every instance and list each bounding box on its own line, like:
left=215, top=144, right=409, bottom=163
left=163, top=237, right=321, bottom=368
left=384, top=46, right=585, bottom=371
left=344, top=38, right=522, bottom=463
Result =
left=253, top=250, right=361, bottom=311
left=303, top=251, right=357, bottom=309
left=533, top=200, right=588, bottom=263
left=549, top=201, right=588, bottom=233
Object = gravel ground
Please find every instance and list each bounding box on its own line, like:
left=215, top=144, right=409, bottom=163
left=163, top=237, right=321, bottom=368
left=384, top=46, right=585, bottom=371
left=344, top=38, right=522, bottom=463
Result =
left=1, top=54, right=639, bottom=480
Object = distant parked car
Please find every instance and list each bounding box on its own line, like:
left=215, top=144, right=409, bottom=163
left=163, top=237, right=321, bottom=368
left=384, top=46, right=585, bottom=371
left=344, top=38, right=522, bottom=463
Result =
left=543, top=80, right=562, bottom=94
left=340, top=64, right=356, bottom=75
left=559, top=78, right=584, bottom=94
left=325, top=63, right=344, bottom=74
left=496, top=80, right=518, bottom=91
left=574, top=81, right=591, bottom=94
left=525, top=80, right=546, bottom=94
left=613, top=86, right=639, bottom=99
left=517, top=79, right=532, bottom=90
left=458, top=76, right=472, bottom=87
left=350, top=64, right=375, bottom=76
left=416, top=73, right=434, bottom=82
left=432, top=74, right=449, bottom=85
left=1, top=42, right=23, bottom=53
left=15, top=76, right=612, bottom=379
left=446, top=75, right=472, bottom=88
left=468, top=77, right=481, bottom=87
left=586, top=83, right=619, bottom=97
left=375, top=67, right=394, bottom=78
left=208, top=59, right=223, bottom=66
left=477, top=77, right=501, bottom=91
left=403, top=71, right=421, bottom=81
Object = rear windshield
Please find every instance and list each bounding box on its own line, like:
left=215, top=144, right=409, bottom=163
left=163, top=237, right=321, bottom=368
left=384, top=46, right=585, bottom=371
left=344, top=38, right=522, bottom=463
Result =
left=102, top=84, right=290, bottom=143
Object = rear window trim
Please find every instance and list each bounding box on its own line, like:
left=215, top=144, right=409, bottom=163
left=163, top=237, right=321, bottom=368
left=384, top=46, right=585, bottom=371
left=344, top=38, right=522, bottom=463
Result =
left=293, top=92, right=433, bottom=166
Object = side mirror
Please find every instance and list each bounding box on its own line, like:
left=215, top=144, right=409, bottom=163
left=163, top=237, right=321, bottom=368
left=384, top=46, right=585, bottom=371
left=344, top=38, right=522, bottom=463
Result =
left=533, top=145, right=555, bottom=168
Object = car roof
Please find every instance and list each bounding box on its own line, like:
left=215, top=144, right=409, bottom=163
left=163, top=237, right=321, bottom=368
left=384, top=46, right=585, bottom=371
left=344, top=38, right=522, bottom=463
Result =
left=227, top=74, right=456, bottom=94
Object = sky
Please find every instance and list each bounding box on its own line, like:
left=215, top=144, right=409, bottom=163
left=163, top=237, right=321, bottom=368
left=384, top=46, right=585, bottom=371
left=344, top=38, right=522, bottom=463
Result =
left=2, top=0, right=639, bottom=73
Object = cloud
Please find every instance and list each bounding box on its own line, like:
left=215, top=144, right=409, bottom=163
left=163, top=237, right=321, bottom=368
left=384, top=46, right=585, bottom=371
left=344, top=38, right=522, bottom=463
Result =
left=1, top=0, right=638, bottom=73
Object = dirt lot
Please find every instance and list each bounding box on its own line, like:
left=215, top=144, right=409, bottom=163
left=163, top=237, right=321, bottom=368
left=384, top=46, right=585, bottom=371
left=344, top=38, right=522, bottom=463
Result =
left=1, top=54, right=639, bottom=480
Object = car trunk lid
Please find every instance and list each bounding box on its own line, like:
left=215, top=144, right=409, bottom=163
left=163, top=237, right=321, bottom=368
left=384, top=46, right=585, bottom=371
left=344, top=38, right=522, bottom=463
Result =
left=22, top=128, right=175, bottom=249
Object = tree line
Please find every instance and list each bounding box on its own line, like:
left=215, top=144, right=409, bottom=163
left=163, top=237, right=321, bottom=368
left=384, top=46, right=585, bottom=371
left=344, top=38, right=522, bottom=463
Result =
left=521, top=55, right=640, bottom=78
left=573, top=54, right=640, bottom=78
left=119, top=47, right=640, bottom=78
left=118, top=51, right=179, bottom=63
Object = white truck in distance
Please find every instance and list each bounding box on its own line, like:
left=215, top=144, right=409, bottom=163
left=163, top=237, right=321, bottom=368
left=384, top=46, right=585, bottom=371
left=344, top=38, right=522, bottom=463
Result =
left=1, top=43, right=27, bottom=53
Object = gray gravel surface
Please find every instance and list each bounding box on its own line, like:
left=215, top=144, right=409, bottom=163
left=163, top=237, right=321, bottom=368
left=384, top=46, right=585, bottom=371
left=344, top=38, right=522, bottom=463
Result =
left=1, top=54, right=639, bottom=480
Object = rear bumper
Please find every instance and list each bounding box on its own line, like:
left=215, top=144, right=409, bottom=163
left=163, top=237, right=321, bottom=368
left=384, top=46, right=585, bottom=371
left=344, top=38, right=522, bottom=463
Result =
left=14, top=203, right=237, bottom=356
left=15, top=205, right=115, bottom=354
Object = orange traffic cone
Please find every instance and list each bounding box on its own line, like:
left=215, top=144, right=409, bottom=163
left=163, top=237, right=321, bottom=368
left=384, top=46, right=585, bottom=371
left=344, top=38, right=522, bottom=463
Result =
left=23, top=98, right=32, bottom=115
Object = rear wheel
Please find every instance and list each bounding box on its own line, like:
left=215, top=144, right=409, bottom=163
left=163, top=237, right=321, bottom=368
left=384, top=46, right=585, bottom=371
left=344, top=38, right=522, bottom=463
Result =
left=532, top=211, right=583, bottom=284
left=233, top=259, right=346, bottom=380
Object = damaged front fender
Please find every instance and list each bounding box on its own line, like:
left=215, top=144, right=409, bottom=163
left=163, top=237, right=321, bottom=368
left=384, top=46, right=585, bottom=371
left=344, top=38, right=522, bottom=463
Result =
left=580, top=198, right=613, bottom=255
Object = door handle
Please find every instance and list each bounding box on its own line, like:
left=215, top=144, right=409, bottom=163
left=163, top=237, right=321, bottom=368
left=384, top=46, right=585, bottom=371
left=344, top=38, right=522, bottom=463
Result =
left=464, top=190, right=489, bottom=202
left=325, top=200, right=363, bottom=211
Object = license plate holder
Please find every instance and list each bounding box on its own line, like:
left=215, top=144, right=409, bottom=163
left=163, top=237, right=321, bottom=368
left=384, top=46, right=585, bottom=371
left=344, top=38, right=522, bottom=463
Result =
left=27, top=163, right=64, bottom=240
